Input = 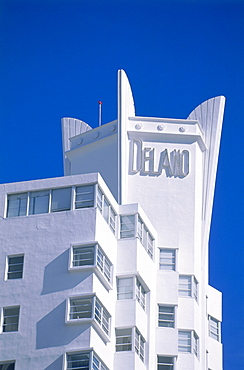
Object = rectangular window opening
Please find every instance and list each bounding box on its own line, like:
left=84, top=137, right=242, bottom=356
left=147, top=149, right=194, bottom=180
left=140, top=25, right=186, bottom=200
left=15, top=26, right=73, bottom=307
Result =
left=158, top=306, right=175, bottom=328
left=2, top=306, right=20, bottom=333
left=157, top=356, right=174, bottom=370
left=75, top=185, right=95, bottom=209
left=159, top=249, right=176, bottom=271
left=7, top=255, right=24, bottom=280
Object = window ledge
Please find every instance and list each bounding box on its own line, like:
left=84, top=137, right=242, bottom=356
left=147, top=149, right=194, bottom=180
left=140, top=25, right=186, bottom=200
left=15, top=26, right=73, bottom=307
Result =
left=68, top=265, right=113, bottom=290
left=66, top=318, right=110, bottom=343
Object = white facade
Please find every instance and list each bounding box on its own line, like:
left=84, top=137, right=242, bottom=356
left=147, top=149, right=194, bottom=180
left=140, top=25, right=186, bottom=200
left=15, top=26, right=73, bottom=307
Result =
left=0, top=70, right=224, bottom=370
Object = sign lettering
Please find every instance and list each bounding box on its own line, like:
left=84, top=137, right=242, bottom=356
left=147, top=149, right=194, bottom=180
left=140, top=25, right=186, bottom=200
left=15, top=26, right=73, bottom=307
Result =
left=131, top=139, right=189, bottom=178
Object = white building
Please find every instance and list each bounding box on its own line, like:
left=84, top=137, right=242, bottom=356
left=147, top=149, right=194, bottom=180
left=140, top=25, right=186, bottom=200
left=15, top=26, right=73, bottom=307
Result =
left=0, top=70, right=224, bottom=370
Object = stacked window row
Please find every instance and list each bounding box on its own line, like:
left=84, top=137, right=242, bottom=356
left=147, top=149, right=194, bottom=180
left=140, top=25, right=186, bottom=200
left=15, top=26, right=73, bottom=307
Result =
left=6, top=187, right=156, bottom=259
left=120, top=214, right=154, bottom=258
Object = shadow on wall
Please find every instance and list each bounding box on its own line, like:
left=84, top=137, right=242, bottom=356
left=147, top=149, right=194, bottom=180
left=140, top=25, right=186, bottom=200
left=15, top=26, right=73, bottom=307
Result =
left=41, top=249, right=92, bottom=294
left=36, top=300, right=90, bottom=349
left=44, top=356, right=63, bottom=370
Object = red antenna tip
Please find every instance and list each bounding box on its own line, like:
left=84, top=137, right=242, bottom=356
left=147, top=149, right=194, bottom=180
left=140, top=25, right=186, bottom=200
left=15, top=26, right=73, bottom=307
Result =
left=98, top=101, right=102, bottom=105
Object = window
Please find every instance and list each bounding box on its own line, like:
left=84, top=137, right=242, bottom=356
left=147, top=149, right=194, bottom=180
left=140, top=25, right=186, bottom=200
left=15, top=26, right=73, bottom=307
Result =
left=75, top=185, right=94, bottom=208
left=135, top=328, right=145, bottom=362
left=66, top=351, right=108, bottom=370
left=135, top=279, right=146, bottom=310
left=179, top=275, right=198, bottom=301
left=72, top=245, right=94, bottom=267
left=117, top=278, right=133, bottom=300
left=0, top=363, right=15, bottom=370
left=6, top=255, right=24, bottom=280
left=69, top=297, right=92, bottom=319
left=29, top=190, right=49, bottom=215
left=209, top=316, right=220, bottom=341
left=193, top=332, right=199, bottom=356
left=157, top=356, right=174, bottom=370
left=117, top=277, right=147, bottom=310
left=51, top=187, right=71, bottom=212
left=159, top=249, right=176, bottom=270
left=158, top=306, right=175, bottom=328
left=6, top=184, right=95, bottom=218
left=71, top=244, right=112, bottom=284
left=68, top=296, right=110, bottom=336
left=7, top=193, right=27, bottom=218
left=140, top=217, right=154, bottom=259
left=120, top=214, right=154, bottom=258
left=2, top=306, right=20, bottom=332
left=116, top=328, right=132, bottom=352
left=120, top=215, right=135, bottom=238
left=97, top=187, right=116, bottom=234
left=116, top=327, right=145, bottom=362
left=178, top=330, right=198, bottom=356
left=178, top=331, right=191, bottom=353
left=95, top=299, right=110, bottom=335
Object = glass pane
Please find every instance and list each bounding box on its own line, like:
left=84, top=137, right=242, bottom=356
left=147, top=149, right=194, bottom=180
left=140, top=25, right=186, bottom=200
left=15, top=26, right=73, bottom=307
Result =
left=94, top=299, right=102, bottom=324
left=102, top=308, right=110, bottom=335
left=72, top=246, right=94, bottom=267
left=120, top=215, right=135, bottom=238
left=67, top=353, right=90, bottom=370
left=103, top=197, right=109, bottom=222
left=104, top=257, right=111, bottom=282
left=8, top=255, right=24, bottom=279
left=75, top=185, right=94, bottom=208
left=137, top=217, right=143, bottom=242
left=109, top=207, right=116, bottom=234
left=29, top=190, right=49, bottom=215
left=70, top=298, right=92, bottom=319
left=0, top=363, right=15, bottom=370
left=158, top=306, right=174, bottom=327
left=51, top=187, right=71, bottom=212
left=7, top=193, right=27, bottom=217
left=157, top=356, right=174, bottom=370
left=117, top=278, right=133, bottom=299
left=3, top=307, right=19, bottom=332
left=178, top=331, right=191, bottom=352
left=147, top=232, right=154, bottom=258
left=116, top=328, right=132, bottom=351
left=179, top=276, right=191, bottom=297
left=159, top=249, right=175, bottom=270
left=97, top=187, right=103, bottom=212
left=96, top=248, right=104, bottom=273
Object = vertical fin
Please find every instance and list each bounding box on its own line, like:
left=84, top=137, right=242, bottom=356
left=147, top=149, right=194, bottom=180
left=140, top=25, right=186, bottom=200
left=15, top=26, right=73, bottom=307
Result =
left=118, top=70, right=135, bottom=204
left=187, top=96, right=225, bottom=248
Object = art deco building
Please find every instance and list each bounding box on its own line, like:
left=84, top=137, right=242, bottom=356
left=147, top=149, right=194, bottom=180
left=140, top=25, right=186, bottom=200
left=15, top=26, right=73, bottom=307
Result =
left=0, top=70, right=225, bottom=370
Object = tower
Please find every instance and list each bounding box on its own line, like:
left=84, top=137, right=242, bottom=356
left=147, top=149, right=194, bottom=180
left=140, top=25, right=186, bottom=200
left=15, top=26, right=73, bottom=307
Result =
left=0, top=70, right=224, bottom=369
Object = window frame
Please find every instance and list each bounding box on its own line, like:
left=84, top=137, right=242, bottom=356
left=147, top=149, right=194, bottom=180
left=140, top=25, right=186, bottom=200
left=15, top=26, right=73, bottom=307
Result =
left=65, top=350, right=109, bottom=370
left=157, top=355, right=175, bottom=369
left=115, top=327, right=145, bottom=362
left=159, top=249, right=176, bottom=271
left=117, top=276, right=147, bottom=310
left=96, top=186, right=117, bottom=235
left=178, top=330, right=199, bottom=356
left=0, top=362, right=15, bottom=370
left=120, top=214, right=154, bottom=259
left=178, top=275, right=198, bottom=301
left=158, top=305, right=175, bottom=328
left=1, top=306, right=20, bottom=333
left=6, top=183, right=97, bottom=219
left=75, top=184, right=95, bottom=209
left=208, top=315, right=220, bottom=342
left=66, top=295, right=111, bottom=340
left=69, top=243, right=113, bottom=289
left=5, top=254, right=24, bottom=280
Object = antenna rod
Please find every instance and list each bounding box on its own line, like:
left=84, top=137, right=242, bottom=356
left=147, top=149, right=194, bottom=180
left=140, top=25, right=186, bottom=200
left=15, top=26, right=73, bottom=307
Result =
left=98, top=101, right=102, bottom=126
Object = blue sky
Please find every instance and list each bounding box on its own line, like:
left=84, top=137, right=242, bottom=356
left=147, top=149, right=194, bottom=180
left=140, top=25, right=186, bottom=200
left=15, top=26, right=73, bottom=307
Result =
left=0, top=0, right=243, bottom=368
